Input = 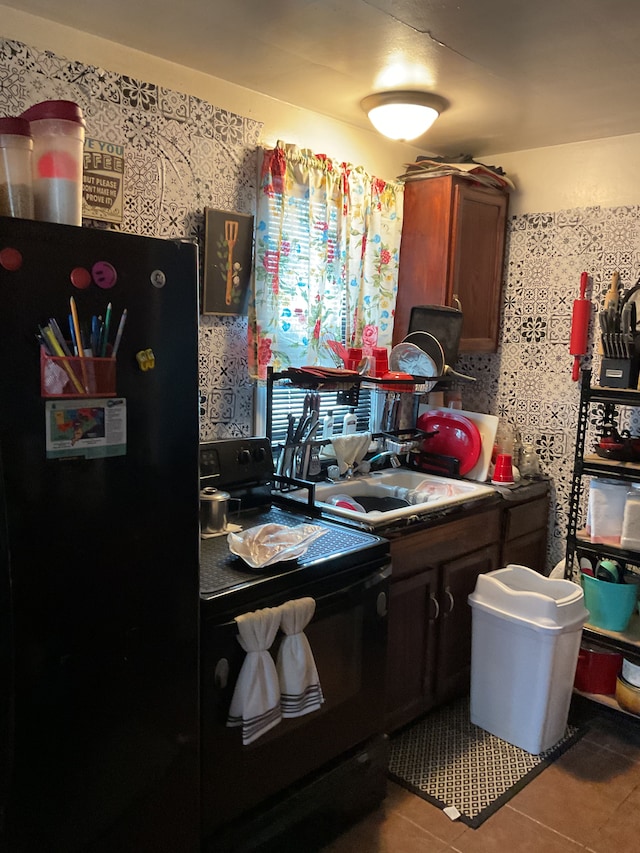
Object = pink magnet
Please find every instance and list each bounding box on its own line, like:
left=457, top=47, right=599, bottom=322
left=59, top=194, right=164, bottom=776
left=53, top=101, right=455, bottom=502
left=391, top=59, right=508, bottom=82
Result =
left=0, top=247, right=23, bottom=271
left=92, top=261, right=118, bottom=289
left=70, top=266, right=92, bottom=289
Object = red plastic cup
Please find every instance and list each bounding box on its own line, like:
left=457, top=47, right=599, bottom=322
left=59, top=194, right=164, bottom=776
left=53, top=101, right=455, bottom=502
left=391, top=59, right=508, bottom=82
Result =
left=492, top=453, right=514, bottom=484
left=346, top=347, right=363, bottom=372
left=372, top=346, right=389, bottom=377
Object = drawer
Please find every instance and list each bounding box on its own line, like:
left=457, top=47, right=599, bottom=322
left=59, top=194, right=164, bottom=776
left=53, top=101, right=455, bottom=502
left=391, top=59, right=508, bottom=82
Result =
left=503, top=496, right=549, bottom=542
left=390, top=506, right=502, bottom=580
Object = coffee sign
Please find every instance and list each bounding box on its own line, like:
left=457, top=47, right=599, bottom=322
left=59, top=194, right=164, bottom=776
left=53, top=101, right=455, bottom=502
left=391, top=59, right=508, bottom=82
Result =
left=82, top=138, right=124, bottom=224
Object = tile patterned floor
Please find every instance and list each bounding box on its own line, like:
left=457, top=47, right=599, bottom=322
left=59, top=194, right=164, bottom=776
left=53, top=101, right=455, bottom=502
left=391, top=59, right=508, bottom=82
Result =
left=321, top=710, right=640, bottom=853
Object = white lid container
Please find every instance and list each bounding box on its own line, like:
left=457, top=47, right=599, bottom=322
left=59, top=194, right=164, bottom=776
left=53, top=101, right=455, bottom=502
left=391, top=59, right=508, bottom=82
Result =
left=0, top=117, right=34, bottom=219
left=469, top=563, right=589, bottom=632
left=621, top=489, right=640, bottom=550
left=20, top=100, right=86, bottom=226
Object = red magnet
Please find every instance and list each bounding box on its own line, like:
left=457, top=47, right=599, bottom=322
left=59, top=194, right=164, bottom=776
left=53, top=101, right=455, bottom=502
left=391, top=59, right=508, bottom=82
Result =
left=0, top=247, right=23, bottom=271
left=92, top=261, right=118, bottom=289
left=70, top=266, right=92, bottom=289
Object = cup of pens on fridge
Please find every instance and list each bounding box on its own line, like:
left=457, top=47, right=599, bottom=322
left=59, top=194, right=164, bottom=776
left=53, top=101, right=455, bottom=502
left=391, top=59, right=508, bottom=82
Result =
left=38, top=297, right=128, bottom=398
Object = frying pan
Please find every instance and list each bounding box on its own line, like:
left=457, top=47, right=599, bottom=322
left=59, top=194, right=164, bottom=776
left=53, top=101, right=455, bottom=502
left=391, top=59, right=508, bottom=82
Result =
left=388, top=342, right=438, bottom=392
left=403, top=331, right=476, bottom=383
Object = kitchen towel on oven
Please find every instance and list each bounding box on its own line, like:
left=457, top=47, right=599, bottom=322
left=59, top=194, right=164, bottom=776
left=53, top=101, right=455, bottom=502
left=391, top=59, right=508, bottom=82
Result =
left=227, top=605, right=282, bottom=745
left=276, top=597, right=324, bottom=718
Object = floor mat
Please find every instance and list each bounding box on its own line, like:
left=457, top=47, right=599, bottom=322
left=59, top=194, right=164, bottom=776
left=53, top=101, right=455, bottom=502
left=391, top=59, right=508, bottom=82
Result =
left=388, top=696, right=585, bottom=828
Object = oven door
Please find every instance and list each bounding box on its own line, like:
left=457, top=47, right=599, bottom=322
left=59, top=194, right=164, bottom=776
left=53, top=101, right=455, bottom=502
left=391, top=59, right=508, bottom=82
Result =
left=200, top=563, right=390, bottom=838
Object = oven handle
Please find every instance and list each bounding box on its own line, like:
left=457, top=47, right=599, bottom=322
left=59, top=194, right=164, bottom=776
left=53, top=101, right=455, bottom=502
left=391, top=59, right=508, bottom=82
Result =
left=312, top=563, right=391, bottom=617
left=217, top=563, right=391, bottom=633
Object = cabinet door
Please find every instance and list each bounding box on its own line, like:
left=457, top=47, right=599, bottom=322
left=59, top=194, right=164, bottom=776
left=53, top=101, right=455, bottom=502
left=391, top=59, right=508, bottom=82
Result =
left=385, top=568, right=438, bottom=732
left=435, top=543, right=500, bottom=705
left=393, top=175, right=508, bottom=352
left=450, top=182, right=508, bottom=352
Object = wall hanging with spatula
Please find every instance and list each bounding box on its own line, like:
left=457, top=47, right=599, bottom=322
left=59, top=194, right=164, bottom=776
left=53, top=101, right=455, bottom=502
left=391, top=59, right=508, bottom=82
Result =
left=202, top=209, right=254, bottom=316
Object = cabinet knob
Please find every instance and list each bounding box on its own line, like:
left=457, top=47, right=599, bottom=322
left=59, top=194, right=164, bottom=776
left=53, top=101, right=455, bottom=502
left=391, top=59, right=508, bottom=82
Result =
left=376, top=591, right=388, bottom=618
left=452, top=294, right=462, bottom=312
left=214, top=658, right=230, bottom=689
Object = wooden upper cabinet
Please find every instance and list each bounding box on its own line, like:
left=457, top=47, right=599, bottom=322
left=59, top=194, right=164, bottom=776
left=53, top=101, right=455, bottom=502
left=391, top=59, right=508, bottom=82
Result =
left=393, top=175, right=509, bottom=352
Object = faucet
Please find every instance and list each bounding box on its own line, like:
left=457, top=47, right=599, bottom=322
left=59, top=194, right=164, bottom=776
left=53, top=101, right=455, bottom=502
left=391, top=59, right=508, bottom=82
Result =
left=368, top=451, right=402, bottom=470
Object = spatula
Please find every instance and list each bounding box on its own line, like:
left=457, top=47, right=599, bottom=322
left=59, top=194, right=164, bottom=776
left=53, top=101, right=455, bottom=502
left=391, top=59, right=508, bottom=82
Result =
left=224, top=219, right=239, bottom=305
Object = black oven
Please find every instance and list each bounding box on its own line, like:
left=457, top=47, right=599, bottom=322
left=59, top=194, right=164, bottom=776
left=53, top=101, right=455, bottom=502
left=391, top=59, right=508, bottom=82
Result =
left=198, top=439, right=391, bottom=852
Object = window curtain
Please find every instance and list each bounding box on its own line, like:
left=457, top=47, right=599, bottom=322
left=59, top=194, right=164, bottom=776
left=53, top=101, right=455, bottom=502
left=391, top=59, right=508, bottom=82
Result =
left=249, top=141, right=404, bottom=380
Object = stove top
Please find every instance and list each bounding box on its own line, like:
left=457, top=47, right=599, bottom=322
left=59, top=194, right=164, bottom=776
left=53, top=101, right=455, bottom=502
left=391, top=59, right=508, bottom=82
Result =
left=199, top=440, right=390, bottom=616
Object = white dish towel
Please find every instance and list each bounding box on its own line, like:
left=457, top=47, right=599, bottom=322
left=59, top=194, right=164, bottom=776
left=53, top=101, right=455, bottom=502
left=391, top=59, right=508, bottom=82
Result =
left=277, top=597, right=324, bottom=718
left=226, top=605, right=282, bottom=745
left=331, top=432, right=372, bottom=476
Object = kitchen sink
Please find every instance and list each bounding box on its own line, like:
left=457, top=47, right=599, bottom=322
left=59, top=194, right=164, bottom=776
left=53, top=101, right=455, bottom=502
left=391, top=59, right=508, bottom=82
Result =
left=282, top=468, right=495, bottom=528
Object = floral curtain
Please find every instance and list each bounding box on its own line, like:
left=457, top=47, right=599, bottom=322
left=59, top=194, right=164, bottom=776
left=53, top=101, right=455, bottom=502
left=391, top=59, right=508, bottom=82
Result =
left=249, top=142, right=404, bottom=380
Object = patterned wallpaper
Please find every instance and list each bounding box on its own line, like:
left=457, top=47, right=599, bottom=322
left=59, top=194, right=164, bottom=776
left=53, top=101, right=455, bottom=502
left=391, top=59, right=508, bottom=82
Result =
left=0, top=36, right=262, bottom=441
left=459, top=206, right=640, bottom=569
left=4, top=37, right=640, bottom=570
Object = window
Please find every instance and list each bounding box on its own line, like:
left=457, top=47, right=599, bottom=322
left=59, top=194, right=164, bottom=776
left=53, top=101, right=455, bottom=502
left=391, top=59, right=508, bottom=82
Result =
left=268, top=383, right=371, bottom=446
left=250, top=142, right=403, bottom=442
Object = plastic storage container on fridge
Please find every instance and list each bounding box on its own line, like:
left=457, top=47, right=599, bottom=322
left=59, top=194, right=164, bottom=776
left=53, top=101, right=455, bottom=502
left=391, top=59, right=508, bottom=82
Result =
left=469, top=564, right=588, bottom=754
left=20, top=100, right=86, bottom=226
left=0, top=117, right=34, bottom=219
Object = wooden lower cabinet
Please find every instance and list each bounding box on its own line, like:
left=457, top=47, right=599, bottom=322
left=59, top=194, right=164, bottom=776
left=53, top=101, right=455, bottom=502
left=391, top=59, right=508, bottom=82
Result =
left=386, top=568, right=439, bottom=729
left=436, top=544, right=501, bottom=705
left=384, top=505, right=501, bottom=732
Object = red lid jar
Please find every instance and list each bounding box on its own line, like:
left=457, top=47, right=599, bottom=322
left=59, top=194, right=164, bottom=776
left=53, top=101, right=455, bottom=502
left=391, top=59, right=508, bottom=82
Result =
left=20, top=100, right=86, bottom=226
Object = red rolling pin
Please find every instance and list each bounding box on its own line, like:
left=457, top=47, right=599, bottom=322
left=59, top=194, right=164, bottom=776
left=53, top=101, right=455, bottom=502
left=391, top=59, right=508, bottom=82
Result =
left=570, top=271, right=591, bottom=381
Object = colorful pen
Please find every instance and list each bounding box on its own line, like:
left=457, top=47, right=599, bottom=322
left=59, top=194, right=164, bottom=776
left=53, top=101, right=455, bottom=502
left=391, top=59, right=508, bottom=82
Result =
left=101, top=302, right=112, bottom=357
left=91, top=315, right=100, bottom=356
left=111, top=308, right=127, bottom=357
left=68, top=313, right=79, bottom=356
left=43, top=324, right=85, bottom=394
left=49, top=318, right=72, bottom=357
left=69, top=296, right=88, bottom=391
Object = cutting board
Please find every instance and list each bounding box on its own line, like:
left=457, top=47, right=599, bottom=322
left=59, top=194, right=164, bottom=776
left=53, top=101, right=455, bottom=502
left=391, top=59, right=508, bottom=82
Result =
left=417, top=404, right=499, bottom=483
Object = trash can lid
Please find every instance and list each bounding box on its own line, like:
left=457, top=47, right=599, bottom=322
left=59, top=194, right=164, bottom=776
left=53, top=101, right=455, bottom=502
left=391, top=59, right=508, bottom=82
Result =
left=468, top=564, right=589, bottom=631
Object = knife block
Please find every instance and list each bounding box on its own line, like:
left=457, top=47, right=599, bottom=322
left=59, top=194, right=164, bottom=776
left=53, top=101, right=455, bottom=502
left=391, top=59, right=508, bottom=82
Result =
left=599, top=356, right=640, bottom=389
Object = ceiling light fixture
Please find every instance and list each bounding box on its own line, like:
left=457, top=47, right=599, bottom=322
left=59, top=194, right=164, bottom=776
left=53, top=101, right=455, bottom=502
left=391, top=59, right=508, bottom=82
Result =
left=361, top=91, right=449, bottom=141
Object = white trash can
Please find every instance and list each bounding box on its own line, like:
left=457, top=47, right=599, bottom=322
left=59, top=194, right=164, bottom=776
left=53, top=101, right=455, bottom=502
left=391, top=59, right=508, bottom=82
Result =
left=468, top=564, right=589, bottom=755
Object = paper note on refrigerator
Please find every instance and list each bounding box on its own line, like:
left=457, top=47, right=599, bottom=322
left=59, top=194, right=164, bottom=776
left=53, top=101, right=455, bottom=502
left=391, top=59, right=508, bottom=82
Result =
left=45, top=397, right=127, bottom=459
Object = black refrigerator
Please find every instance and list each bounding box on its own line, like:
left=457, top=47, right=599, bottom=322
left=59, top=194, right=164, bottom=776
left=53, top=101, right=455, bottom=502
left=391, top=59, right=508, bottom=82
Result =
left=0, top=217, right=200, bottom=852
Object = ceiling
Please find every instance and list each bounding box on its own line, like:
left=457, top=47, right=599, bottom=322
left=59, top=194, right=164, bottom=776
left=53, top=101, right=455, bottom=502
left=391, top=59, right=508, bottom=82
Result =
left=5, top=0, right=640, bottom=156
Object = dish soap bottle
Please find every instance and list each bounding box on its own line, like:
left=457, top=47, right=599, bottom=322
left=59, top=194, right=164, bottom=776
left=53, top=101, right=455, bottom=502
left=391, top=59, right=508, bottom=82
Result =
left=343, top=408, right=357, bottom=434
left=322, top=410, right=334, bottom=440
